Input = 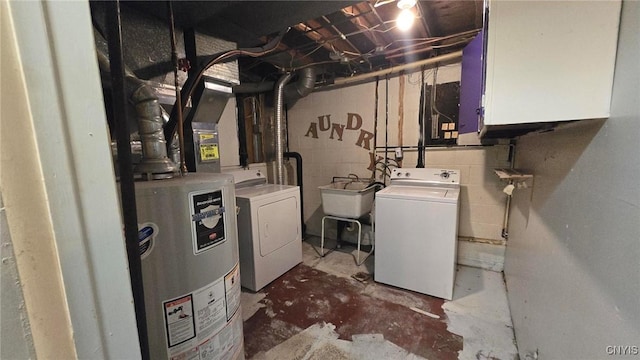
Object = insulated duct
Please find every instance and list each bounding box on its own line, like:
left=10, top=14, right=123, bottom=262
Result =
left=97, top=51, right=178, bottom=178
left=274, top=73, right=293, bottom=184
left=130, top=84, right=179, bottom=178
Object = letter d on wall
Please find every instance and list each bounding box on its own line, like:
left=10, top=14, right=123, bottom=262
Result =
left=346, top=113, right=363, bottom=130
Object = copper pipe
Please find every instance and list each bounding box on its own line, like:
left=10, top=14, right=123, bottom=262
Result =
left=167, top=1, right=187, bottom=174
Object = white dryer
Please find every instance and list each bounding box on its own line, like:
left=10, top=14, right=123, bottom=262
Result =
left=229, top=169, right=302, bottom=291
left=374, top=168, right=460, bottom=300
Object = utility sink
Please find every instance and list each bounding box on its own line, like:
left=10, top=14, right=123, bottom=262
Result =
left=319, top=181, right=376, bottom=218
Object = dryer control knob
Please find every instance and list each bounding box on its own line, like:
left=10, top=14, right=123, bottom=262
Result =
left=405, top=172, right=411, bottom=177
left=440, top=171, right=450, bottom=179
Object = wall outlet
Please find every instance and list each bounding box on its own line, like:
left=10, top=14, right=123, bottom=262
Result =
left=394, top=147, right=403, bottom=160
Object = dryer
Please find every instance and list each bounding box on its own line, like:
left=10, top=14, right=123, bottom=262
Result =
left=228, top=169, right=302, bottom=291
left=375, top=168, right=460, bottom=300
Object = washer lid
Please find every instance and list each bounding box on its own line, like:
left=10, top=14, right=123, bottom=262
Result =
left=376, top=185, right=459, bottom=203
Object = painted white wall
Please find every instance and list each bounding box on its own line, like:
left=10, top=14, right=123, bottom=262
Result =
left=2, top=1, right=142, bottom=358
left=288, top=64, right=510, bottom=269
left=505, top=1, right=640, bottom=358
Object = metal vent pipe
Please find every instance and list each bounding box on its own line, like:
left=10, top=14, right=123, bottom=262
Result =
left=96, top=50, right=178, bottom=178
left=283, top=67, right=316, bottom=106
left=130, top=84, right=179, bottom=178
left=234, top=67, right=317, bottom=106
left=274, top=72, right=293, bottom=184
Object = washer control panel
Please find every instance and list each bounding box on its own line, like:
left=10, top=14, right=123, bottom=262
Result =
left=390, top=168, right=460, bottom=184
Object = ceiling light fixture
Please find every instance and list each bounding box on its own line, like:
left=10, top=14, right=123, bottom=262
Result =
left=397, top=0, right=417, bottom=10
left=396, top=9, right=415, bottom=31
left=396, top=0, right=417, bottom=32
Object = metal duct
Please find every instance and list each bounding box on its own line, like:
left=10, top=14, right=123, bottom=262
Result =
left=131, top=84, right=178, bottom=178
left=233, top=67, right=317, bottom=106
left=97, top=50, right=178, bottom=178
left=188, top=80, right=233, bottom=125
left=274, top=73, right=293, bottom=184
left=283, top=67, right=316, bottom=106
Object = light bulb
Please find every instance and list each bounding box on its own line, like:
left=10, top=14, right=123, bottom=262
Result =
left=396, top=9, right=414, bottom=32
left=397, top=0, right=417, bottom=10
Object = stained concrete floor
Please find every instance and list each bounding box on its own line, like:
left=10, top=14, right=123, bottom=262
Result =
left=241, top=237, right=518, bottom=360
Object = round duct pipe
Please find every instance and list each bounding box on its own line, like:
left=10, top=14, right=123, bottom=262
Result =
left=234, top=67, right=317, bottom=106
left=274, top=72, right=293, bottom=184
left=96, top=50, right=178, bottom=179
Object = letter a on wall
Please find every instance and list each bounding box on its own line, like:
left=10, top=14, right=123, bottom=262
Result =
left=305, top=122, right=319, bottom=138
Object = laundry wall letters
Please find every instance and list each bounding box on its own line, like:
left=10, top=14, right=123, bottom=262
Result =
left=304, top=112, right=374, bottom=151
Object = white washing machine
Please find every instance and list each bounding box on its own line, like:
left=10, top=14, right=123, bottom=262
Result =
left=374, top=168, right=460, bottom=300
left=228, top=169, right=302, bottom=291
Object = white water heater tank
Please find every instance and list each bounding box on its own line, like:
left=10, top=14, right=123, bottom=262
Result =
left=135, top=173, right=244, bottom=359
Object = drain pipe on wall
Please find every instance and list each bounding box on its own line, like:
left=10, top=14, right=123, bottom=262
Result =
left=274, top=72, right=293, bottom=184
left=417, top=67, right=426, bottom=168
left=502, top=143, right=516, bottom=239
left=284, top=152, right=306, bottom=235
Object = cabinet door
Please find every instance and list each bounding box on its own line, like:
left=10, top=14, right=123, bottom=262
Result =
left=483, top=1, right=620, bottom=127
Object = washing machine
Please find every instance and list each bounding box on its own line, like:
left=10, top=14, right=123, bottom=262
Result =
left=227, top=169, right=302, bottom=291
left=374, top=168, right=460, bottom=300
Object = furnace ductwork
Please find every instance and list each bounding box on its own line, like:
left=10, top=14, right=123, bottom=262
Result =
left=96, top=50, right=178, bottom=178
left=234, top=66, right=317, bottom=106
left=283, top=67, right=316, bottom=107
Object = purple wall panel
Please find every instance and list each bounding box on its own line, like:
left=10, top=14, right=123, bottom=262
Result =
left=458, top=31, right=484, bottom=134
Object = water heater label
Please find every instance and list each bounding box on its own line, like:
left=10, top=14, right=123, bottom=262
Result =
left=193, top=278, right=227, bottom=340
left=163, top=263, right=243, bottom=360
left=224, top=264, right=241, bottom=321
left=163, top=295, right=196, bottom=348
left=189, top=189, right=226, bottom=254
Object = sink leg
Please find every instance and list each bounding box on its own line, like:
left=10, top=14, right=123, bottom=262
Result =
left=337, top=220, right=347, bottom=249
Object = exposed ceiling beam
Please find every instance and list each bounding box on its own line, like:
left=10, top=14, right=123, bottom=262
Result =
left=341, top=4, right=384, bottom=49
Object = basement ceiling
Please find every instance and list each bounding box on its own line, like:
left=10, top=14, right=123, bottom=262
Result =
left=124, top=0, right=483, bottom=85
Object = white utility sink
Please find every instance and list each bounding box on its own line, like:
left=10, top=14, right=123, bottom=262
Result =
left=318, top=181, right=376, bottom=218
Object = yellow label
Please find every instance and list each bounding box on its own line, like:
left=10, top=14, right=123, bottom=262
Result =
left=199, top=133, right=215, bottom=141
left=200, top=144, right=219, bottom=161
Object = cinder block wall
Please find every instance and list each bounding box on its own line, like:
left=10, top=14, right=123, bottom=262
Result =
left=288, top=64, right=509, bottom=270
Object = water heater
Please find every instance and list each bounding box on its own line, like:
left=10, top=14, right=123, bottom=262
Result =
left=135, top=173, right=244, bottom=359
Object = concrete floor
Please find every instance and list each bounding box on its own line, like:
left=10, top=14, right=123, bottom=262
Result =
left=241, top=237, right=518, bottom=360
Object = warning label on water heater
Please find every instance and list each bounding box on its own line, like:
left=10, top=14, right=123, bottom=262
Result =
left=164, top=295, right=196, bottom=347
left=163, top=263, right=243, bottom=360
left=189, top=189, right=226, bottom=254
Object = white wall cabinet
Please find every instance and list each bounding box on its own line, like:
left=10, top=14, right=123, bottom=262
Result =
left=480, top=0, right=621, bottom=137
